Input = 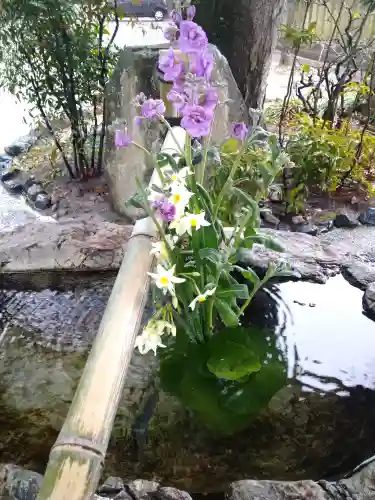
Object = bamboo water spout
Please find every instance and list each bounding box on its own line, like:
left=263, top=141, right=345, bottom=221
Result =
left=37, top=126, right=187, bottom=500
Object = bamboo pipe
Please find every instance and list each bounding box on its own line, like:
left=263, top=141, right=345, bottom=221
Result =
left=37, top=126, right=187, bottom=500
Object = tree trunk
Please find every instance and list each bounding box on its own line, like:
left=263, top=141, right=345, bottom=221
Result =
left=195, top=0, right=285, bottom=110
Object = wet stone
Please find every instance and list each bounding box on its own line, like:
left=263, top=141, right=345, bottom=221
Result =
left=342, top=262, right=375, bottom=290
left=334, top=213, right=359, bottom=228
left=359, top=208, right=375, bottom=226
left=2, top=177, right=24, bottom=193
left=363, top=283, right=375, bottom=320
left=33, top=192, right=51, bottom=210
left=26, top=183, right=44, bottom=201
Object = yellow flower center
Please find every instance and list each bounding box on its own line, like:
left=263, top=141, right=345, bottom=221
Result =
left=173, top=194, right=181, bottom=203
left=198, top=296, right=206, bottom=303
left=190, top=218, right=197, bottom=227
left=160, top=276, right=169, bottom=285
left=171, top=174, right=178, bottom=181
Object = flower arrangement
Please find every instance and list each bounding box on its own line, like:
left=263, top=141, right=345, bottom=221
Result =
left=116, top=6, right=289, bottom=434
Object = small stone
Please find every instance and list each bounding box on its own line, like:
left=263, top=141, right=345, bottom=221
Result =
left=260, top=209, right=280, bottom=228
left=0, top=155, right=13, bottom=169
left=334, top=213, right=359, bottom=228
left=5, top=141, right=31, bottom=156
left=34, top=193, right=52, bottom=210
left=269, top=186, right=283, bottom=202
left=363, top=283, right=375, bottom=320
left=292, top=215, right=305, bottom=225
left=292, top=223, right=318, bottom=236
left=359, top=207, right=375, bottom=226
left=98, top=476, right=124, bottom=495
left=1, top=167, right=20, bottom=182
left=26, top=183, right=44, bottom=201
left=2, top=177, right=24, bottom=193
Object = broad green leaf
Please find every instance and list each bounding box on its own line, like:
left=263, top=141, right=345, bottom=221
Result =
left=301, top=63, right=310, bottom=73
left=199, top=247, right=222, bottom=265
left=242, top=235, right=284, bottom=252
left=207, top=327, right=261, bottom=380
left=216, top=284, right=249, bottom=300
left=220, top=358, right=287, bottom=415
left=214, top=298, right=239, bottom=327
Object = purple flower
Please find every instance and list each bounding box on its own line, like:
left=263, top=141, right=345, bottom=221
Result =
left=141, top=99, right=166, bottom=120
left=154, top=199, right=176, bottom=222
left=115, top=129, right=132, bottom=148
left=199, top=87, right=218, bottom=112
left=190, top=51, right=214, bottom=80
left=167, top=88, right=189, bottom=112
left=231, top=122, right=249, bottom=141
left=159, top=49, right=186, bottom=83
left=179, top=21, right=208, bottom=54
left=181, top=105, right=213, bottom=137
left=186, top=5, right=196, bottom=20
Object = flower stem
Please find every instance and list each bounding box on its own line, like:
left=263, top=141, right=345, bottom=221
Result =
left=213, top=142, right=247, bottom=220
left=133, top=142, right=165, bottom=184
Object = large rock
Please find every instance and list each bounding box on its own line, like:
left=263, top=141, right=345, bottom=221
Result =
left=228, top=458, right=375, bottom=500
left=342, top=262, right=375, bottom=290
left=239, top=229, right=346, bottom=283
left=105, top=47, right=162, bottom=220
left=0, top=219, right=132, bottom=289
left=363, top=283, right=375, bottom=319
left=0, top=467, right=193, bottom=500
left=228, top=479, right=330, bottom=500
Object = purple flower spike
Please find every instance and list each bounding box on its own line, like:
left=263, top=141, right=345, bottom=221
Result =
left=186, top=5, right=196, bottom=20
left=158, top=199, right=176, bottom=222
left=159, top=49, right=186, bottom=83
left=181, top=105, right=213, bottom=137
left=115, top=129, right=132, bottom=148
left=199, top=87, right=218, bottom=112
left=231, top=122, right=249, bottom=141
left=179, top=21, right=208, bottom=54
left=141, top=99, right=166, bottom=120
left=167, top=88, right=189, bottom=112
left=190, top=51, right=214, bottom=80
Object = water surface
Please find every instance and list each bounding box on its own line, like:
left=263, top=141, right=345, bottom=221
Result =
left=0, top=275, right=374, bottom=492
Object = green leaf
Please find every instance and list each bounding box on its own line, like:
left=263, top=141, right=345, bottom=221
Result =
left=353, top=11, right=361, bottom=19
left=207, top=327, right=261, bottom=380
left=221, top=358, right=287, bottom=415
left=221, top=138, right=239, bottom=154
left=199, top=248, right=222, bottom=265
left=241, top=268, right=260, bottom=285
left=196, top=183, right=214, bottom=217
left=242, top=235, right=284, bottom=252
left=217, top=284, right=249, bottom=300
left=301, top=63, right=310, bottom=73
left=214, top=298, right=239, bottom=327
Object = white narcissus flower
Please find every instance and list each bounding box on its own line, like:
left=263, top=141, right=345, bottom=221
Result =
left=170, top=211, right=210, bottom=236
left=169, top=167, right=192, bottom=186
left=169, top=184, right=193, bottom=218
left=135, top=319, right=175, bottom=355
left=148, top=264, right=186, bottom=295
left=189, top=287, right=217, bottom=311
left=150, top=235, right=176, bottom=262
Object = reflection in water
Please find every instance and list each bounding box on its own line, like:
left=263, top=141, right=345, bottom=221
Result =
left=0, top=276, right=375, bottom=492
left=247, top=274, right=375, bottom=393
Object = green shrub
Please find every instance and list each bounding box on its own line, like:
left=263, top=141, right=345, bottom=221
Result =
left=286, top=113, right=375, bottom=210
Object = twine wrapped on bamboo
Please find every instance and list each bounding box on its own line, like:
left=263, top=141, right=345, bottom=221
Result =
left=37, top=127, right=187, bottom=500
